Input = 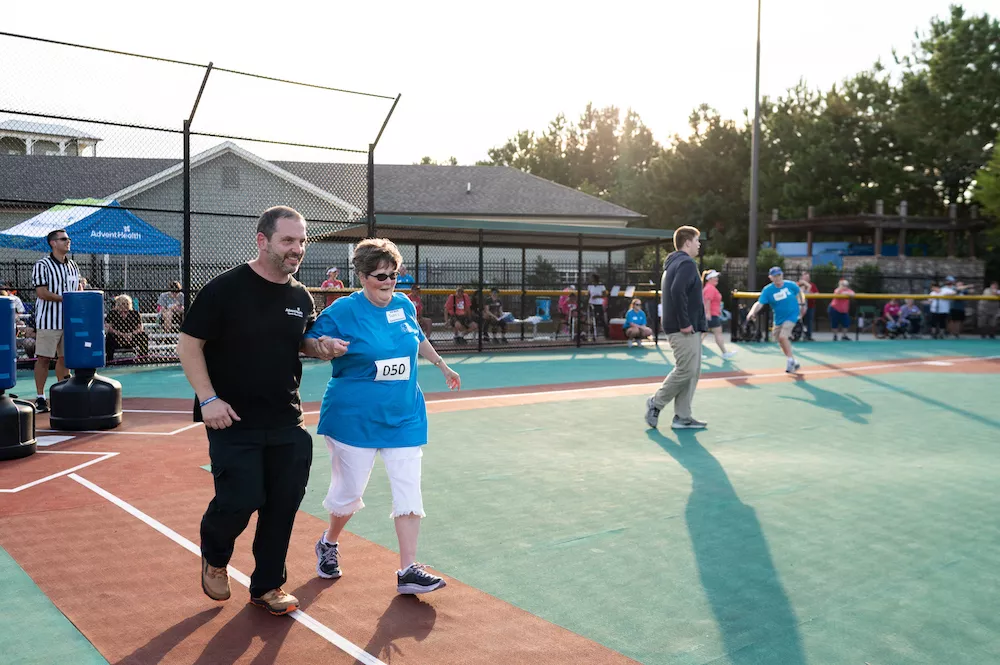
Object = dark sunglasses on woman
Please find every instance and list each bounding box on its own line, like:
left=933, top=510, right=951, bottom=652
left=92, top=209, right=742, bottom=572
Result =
left=367, top=271, right=399, bottom=282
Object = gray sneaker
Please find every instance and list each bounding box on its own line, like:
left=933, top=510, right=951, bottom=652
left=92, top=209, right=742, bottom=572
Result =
left=396, top=562, right=446, bottom=595
left=315, top=533, right=342, bottom=579
left=671, top=416, right=707, bottom=429
left=645, top=397, right=661, bottom=428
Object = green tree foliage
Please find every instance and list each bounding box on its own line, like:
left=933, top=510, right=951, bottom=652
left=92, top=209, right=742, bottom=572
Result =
left=809, top=263, right=842, bottom=293
left=418, top=156, right=458, bottom=165
left=477, top=6, right=998, bottom=266
left=526, top=256, right=563, bottom=288
left=852, top=263, right=885, bottom=294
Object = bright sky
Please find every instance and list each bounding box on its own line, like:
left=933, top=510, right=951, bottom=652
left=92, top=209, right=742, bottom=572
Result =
left=2, top=0, right=995, bottom=165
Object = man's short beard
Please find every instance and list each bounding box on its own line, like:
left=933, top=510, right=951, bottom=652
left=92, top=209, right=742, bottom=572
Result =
left=266, top=246, right=299, bottom=274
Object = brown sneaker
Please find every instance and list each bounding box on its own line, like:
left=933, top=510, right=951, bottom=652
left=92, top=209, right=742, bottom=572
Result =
left=201, top=556, right=231, bottom=601
left=250, top=588, right=299, bottom=616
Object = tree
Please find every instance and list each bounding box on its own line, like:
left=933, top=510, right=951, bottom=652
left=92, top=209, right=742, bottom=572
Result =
left=894, top=5, right=1000, bottom=209
left=417, top=156, right=458, bottom=165
left=974, top=132, right=1000, bottom=271
left=526, top=256, right=563, bottom=288
left=482, top=104, right=661, bottom=203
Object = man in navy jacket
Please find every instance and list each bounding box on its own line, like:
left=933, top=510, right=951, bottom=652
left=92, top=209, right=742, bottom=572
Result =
left=645, top=225, right=708, bottom=430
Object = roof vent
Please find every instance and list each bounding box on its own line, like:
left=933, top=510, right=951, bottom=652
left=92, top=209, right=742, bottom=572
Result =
left=466, top=182, right=471, bottom=194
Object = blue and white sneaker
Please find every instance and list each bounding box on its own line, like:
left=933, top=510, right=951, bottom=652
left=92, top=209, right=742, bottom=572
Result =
left=315, top=533, right=342, bottom=579
left=396, top=563, right=446, bottom=594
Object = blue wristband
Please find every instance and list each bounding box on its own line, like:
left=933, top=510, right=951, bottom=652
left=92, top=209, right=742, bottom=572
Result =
left=199, top=396, right=219, bottom=408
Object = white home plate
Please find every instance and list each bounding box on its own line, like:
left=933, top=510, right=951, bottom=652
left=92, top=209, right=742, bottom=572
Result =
left=923, top=361, right=954, bottom=367
left=36, top=435, right=76, bottom=447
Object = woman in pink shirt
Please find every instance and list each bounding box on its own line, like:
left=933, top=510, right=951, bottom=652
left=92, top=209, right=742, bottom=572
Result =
left=829, top=279, right=855, bottom=340
left=702, top=270, right=735, bottom=359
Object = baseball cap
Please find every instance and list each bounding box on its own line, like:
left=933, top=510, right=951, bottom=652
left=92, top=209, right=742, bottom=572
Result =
left=945, top=275, right=955, bottom=282
left=705, top=269, right=720, bottom=280
left=768, top=266, right=783, bottom=277
left=327, top=267, right=339, bottom=274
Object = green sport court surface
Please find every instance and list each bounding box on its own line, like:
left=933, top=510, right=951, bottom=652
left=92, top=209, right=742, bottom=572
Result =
left=4, top=339, right=999, bottom=664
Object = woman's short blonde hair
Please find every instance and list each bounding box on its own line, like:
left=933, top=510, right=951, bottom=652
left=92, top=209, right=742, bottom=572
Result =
left=353, top=238, right=404, bottom=276
left=631, top=298, right=642, bottom=307
left=113, top=294, right=133, bottom=309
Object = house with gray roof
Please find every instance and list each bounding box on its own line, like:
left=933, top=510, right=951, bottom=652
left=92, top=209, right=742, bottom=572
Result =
left=0, top=139, right=646, bottom=294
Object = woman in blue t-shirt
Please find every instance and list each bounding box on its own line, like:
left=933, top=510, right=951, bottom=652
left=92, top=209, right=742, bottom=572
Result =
left=305, top=238, right=460, bottom=595
left=623, top=298, right=652, bottom=347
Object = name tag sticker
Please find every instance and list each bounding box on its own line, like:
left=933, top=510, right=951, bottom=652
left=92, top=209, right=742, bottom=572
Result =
left=386, top=308, right=406, bottom=324
left=773, top=289, right=788, bottom=301
left=375, top=356, right=411, bottom=382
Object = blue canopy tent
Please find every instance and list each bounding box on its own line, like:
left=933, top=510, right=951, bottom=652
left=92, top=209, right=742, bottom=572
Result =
left=0, top=198, right=181, bottom=288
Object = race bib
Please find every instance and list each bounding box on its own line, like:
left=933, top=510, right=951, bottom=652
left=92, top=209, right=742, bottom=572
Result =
left=772, top=288, right=788, bottom=301
left=386, top=308, right=405, bottom=323
left=375, top=356, right=411, bottom=381
left=456, top=300, right=465, bottom=313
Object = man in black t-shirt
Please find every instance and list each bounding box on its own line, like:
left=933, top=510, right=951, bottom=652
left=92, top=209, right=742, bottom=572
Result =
left=178, top=206, right=347, bottom=616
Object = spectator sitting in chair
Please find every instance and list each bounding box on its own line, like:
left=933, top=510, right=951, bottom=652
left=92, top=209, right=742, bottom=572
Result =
left=105, top=294, right=149, bottom=361
left=624, top=298, right=652, bottom=347
left=15, top=312, right=36, bottom=359
left=444, top=286, right=477, bottom=344
left=156, top=281, right=185, bottom=332
left=882, top=299, right=904, bottom=338
left=557, top=285, right=577, bottom=338
left=899, top=298, right=923, bottom=338
left=484, top=288, right=508, bottom=343
left=2, top=284, right=26, bottom=314
left=406, top=284, right=433, bottom=339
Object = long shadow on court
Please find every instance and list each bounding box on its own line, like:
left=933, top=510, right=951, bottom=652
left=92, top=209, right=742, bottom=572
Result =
left=647, top=430, right=807, bottom=665
left=113, top=607, right=223, bottom=664
left=357, top=595, right=437, bottom=664
left=190, top=576, right=333, bottom=665
left=780, top=376, right=872, bottom=424
left=805, top=358, right=1000, bottom=430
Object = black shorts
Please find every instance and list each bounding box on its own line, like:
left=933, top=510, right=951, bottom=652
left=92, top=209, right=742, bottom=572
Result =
left=949, top=309, right=965, bottom=321
left=707, top=316, right=722, bottom=328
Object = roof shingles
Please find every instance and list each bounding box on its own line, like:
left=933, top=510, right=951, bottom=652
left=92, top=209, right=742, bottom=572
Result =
left=0, top=153, right=643, bottom=220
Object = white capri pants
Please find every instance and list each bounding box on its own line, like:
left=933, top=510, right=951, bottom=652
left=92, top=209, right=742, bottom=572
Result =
left=322, top=436, right=425, bottom=519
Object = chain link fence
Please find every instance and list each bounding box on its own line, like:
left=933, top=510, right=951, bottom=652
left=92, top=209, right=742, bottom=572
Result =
left=0, top=32, right=395, bottom=365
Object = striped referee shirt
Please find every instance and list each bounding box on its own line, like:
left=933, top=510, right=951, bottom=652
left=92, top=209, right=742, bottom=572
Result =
left=31, top=253, right=82, bottom=330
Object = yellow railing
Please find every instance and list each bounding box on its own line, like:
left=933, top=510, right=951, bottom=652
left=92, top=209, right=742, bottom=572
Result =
left=732, top=291, right=1000, bottom=302
left=307, top=287, right=662, bottom=298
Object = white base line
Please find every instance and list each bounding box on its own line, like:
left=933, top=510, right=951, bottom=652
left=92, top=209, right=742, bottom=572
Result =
left=67, top=473, right=385, bottom=665
left=124, top=409, right=191, bottom=414
left=425, top=354, right=1000, bottom=405
left=0, top=451, right=118, bottom=493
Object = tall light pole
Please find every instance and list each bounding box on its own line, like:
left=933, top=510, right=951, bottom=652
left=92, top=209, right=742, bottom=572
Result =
left=747, top=0, right=762, bottom=290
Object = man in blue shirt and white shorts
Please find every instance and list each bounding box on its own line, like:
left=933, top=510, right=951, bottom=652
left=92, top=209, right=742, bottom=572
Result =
left=744, top=266, right=806, bottom=373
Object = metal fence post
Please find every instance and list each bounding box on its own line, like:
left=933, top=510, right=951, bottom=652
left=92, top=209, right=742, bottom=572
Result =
left=477, top=229, right=484, bottom=352
left=520, top=247, right=526, bottom=341
left=182, top=119, right=191, bottom=310
left=367, top=144, right=376, bottom=237
left=576, top=234, right=584, bottom=348
left=654, top=241, right=661, bottom=346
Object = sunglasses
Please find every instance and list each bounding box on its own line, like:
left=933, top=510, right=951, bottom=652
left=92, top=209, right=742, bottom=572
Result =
left=367, top=271, right=399, bottom=282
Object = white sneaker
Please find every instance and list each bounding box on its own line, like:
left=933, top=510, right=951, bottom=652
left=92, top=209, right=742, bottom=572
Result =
left=722, top=351, right=737, bottom=360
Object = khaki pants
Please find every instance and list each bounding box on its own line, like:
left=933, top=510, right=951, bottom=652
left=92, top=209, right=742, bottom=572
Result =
left=652, top=332, right=702, bottom=420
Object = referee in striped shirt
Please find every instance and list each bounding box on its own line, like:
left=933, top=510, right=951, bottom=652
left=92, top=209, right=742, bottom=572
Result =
left=31, top=228, right=82, bottom=412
